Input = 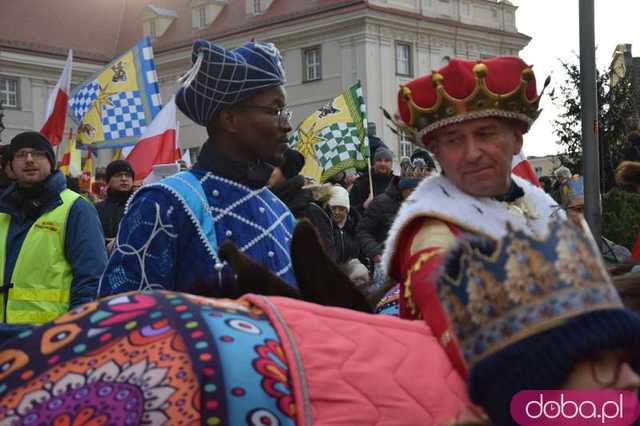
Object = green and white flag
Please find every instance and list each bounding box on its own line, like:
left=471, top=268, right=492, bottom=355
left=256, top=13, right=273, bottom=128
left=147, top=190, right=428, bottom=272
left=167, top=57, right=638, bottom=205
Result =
left=289, top=82, right=369, bottom=182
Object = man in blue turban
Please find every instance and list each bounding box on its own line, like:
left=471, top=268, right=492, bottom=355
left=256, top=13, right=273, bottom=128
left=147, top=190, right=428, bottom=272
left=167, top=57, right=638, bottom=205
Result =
left=99, top=40, right=297, bottom=296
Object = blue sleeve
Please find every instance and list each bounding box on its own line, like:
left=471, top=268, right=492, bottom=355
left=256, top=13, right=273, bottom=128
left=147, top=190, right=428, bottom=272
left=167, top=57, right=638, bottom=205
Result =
left=98, top=187, right=180, bottom=297
left=65, top=197, right=108, bottom=308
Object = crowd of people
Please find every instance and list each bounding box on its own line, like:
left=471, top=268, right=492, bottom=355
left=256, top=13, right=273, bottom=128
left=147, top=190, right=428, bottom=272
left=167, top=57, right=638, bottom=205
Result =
left=1, top=39, right=640, bottom=426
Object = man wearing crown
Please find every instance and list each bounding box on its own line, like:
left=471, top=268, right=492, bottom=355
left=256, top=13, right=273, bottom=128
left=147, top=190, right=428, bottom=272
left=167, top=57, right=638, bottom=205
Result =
left=379, top=57, right=565, bottom=371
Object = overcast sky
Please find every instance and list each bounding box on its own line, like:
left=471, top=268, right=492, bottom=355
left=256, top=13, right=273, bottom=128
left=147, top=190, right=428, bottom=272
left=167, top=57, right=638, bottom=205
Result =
left=511, top=0, right=640, bottom=157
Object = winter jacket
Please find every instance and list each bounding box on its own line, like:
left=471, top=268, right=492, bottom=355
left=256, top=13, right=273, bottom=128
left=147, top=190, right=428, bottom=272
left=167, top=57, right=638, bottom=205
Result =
left=333, top=209, right=362, bottom=264
left=95, top=189, right=132, bottom=239
left=272, top=176, right=337, bottom=261
left=0, top=171, right=107, bottom=310
left=357, top=176, right=403, bottom=259
left=349, top=171, right=396, bottom=215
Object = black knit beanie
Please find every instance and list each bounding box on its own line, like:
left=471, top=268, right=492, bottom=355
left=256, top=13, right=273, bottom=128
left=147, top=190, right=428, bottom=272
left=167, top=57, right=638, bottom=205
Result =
left=9, top=131, right=56, bottom=170
left=106, top=160, right=135, bottom=182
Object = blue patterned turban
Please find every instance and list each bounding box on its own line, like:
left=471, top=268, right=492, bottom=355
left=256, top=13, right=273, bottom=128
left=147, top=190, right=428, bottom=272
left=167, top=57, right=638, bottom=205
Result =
left=176, top=40, right=287, bottom=127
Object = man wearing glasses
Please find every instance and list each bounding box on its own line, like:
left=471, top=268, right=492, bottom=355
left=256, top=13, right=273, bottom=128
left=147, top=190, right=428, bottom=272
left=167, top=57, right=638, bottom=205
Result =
left=99, top=40, right=298, bottom=297
left=0, top=131, right=106, bottom=326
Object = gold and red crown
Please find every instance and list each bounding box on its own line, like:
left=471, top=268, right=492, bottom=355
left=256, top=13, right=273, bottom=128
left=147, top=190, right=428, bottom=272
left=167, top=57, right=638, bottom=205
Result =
left=397, top=56, right=549, bottom=148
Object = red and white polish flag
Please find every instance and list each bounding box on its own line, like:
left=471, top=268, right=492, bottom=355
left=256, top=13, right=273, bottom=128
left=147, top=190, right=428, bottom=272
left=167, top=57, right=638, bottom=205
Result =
left=122, top=96, right=180, bottom=181
left=511, top=149, right=540, bottom=187
left=41, top=50, right=73, bottom=146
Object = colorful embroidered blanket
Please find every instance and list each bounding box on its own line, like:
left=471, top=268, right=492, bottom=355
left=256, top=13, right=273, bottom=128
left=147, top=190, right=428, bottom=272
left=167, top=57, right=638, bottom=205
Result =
left=0, top=292, right=295, bottom=425
left=0, top=292, right=479, bottom=425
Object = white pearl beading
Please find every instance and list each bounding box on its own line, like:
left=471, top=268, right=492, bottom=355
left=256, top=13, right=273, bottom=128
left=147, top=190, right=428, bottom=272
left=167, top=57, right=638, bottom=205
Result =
left=98, top=202, right=179, bottom=294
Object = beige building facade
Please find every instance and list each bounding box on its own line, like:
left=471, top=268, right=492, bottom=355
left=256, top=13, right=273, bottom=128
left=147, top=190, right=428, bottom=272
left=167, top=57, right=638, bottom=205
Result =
left=528, top=154, right=562, bottom=178
left=1, top=0, right=530, bottom=164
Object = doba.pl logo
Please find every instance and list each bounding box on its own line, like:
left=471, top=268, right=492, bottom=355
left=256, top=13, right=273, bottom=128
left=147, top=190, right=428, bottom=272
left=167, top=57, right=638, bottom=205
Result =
left=510, top=390, right=640, bottom=425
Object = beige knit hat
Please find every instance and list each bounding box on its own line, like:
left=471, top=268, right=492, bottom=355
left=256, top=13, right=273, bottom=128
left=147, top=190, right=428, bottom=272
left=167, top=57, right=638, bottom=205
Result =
left=328, top=185, right=350, bottom=211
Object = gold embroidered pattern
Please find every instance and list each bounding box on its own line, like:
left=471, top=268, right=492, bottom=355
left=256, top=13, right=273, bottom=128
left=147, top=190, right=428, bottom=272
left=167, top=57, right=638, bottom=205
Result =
left=436, top=219, right=623, bottom=366
left=403, top=248, right=445, bottom=317
left=555, top=224, right=608, bottom=290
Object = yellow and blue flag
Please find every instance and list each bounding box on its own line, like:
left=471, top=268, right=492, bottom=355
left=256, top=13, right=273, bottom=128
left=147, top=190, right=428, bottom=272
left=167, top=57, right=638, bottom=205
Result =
left=69, top=37, right=161, bottom=149
left=289, top=82, right=369, bottom=183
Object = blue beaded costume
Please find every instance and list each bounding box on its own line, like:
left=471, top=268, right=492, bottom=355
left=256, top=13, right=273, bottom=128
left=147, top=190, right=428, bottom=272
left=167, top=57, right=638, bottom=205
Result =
left=99, top=169, right=296, bottom=296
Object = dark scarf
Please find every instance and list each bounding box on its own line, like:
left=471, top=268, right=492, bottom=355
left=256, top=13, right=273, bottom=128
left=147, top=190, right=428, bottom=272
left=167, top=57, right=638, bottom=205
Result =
left=493, top=179, right=525, bottom=203
left=11, top=179, right=55, bottom=220
left=194, top=141, right=274, bottom=189
left=106, top=187, right=133, bottom=205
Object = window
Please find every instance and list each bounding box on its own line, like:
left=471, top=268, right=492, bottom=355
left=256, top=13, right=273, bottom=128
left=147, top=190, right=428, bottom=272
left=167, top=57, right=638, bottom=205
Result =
left=253, top=0, right=261, bottom=14
left=0, top=77, right=18, bottom=109
left=144, top=19, right=157, bottom=39
left=400, top=132, right=414, bottom=158
left=303, top=46, right=321, bottom=82
left=400, top=141, right=413, bottom=158
left=395, top=42, right=412, bottom=76
left=182, top=146, right=200, bottom=165
left=192, top=5, right=207, bottom=29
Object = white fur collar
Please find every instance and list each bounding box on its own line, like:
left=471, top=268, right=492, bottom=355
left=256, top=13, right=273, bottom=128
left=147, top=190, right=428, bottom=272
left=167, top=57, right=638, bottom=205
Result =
left=381, top=174, right=564, bottom=275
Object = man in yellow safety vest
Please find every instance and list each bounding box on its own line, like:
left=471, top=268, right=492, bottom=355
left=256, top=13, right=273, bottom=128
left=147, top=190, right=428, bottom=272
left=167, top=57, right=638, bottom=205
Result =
left=0, top=131, right=106, bottom=330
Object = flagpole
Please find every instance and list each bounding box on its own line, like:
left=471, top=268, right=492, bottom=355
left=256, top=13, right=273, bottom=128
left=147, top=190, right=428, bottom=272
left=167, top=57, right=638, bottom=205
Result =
left=366, top=149, right=374, bottom=205
left=176, top=120, right=180, bottom=149
left=579, top=0, right=602, bottom=245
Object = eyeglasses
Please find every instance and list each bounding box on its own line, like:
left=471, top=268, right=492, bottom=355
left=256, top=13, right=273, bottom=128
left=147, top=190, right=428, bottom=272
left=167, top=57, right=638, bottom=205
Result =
left=14, top=150, right=49, bottom=161
left=239, top=105, right=293, bottom=125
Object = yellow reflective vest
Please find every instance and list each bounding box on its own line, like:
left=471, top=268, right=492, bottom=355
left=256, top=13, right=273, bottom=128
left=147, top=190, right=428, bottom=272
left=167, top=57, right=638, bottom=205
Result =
left=0, top=189, right=80, bottom=324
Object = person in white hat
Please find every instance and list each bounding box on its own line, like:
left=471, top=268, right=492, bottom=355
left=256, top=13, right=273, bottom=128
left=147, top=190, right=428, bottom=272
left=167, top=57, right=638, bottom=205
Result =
left=327, top=186, right=370, bottom=292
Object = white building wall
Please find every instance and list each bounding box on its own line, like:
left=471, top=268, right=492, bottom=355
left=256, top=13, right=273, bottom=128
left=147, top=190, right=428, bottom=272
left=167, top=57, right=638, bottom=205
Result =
left=0, top=51, right=99, bottom=147
left=1, top=0, right=526, bottom=166
left=357, top=9, right=524, bottom=159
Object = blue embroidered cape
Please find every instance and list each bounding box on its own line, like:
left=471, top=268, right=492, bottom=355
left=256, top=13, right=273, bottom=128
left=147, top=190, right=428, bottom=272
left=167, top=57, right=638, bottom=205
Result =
left=99, top=169, right=296, bottom=296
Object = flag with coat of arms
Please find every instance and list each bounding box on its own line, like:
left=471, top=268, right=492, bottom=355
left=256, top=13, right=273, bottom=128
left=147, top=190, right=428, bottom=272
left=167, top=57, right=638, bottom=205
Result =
left=68, top=37, right=161, bottom=149
left=289, top=82, right=369, bottom=183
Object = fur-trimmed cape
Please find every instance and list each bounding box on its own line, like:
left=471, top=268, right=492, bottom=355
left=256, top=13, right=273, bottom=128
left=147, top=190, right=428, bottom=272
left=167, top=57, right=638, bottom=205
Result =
left=382, top=174, right=564, bottom=276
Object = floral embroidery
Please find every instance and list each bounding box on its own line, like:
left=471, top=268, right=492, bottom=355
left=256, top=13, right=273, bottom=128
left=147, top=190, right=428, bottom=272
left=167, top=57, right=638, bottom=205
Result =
left=253, top=339, right=295, bottom=418
left=2, top=358, right=174, bottom=426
